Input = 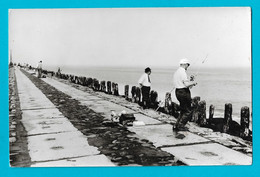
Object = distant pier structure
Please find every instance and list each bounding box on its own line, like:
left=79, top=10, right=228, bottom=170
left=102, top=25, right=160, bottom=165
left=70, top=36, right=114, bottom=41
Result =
left=9, top=49, right=13, bottom=67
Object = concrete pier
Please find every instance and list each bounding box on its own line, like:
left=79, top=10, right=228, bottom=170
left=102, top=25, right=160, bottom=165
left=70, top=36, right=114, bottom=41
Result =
left=14, top=68, right=115, bottom=167
left=10, top=68, right=252, bottom=166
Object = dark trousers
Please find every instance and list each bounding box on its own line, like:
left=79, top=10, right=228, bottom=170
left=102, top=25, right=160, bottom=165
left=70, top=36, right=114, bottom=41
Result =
left=37, top=68, right=42, bottom=78
left=175, top=88, right=192, bottom=127
left=141, top=86, right=151, bottom=108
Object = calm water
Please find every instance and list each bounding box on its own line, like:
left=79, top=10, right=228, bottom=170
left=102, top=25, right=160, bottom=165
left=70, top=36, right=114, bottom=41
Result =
left=46, top=65, right=252, bottom=122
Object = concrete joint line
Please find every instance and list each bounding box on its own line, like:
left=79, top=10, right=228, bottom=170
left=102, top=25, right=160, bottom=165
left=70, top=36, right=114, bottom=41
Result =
left=30, top=153, right=102, bottom=164
left=158, top=140, right=213, bottom=149
left=21, top=107, right=57, bottom=111
left=24, top=130, right=78, bottom=137
left=143, top=123, right=167, bottom=126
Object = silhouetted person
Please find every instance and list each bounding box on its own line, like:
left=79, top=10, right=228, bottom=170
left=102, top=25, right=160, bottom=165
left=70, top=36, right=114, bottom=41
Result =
left=37, top=61, right=43, bottom=78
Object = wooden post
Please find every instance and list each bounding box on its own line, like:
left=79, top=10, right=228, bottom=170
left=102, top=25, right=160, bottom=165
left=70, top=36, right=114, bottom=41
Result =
left=78, top=77, right=83, bottom=85
left=97, top=81, right=101, bottom=91
left=172, top=102, right=180, bottom=118
left=100, top=81, right=106, bottom=92
left=164, top=92, right=172, bottom=115
left=107, top=81, right=112, bottom=94
left=198, top=100, right=207, bottom=126
left=191, top=96, right=200, bottom=122
left=94, top=79, right=97, bottom=90
left=208, top=104, right=215, bottom=126
left=82, top=77, right=87, bottom=86
left=72, top=76, right=76, bottom=83
left=136, top=87, right=141, bottom=104
left=131, top=86, right=137, bottom=102
left=85, top=78, right=93, bottom=87
left=93, top=79, right=99, bottom=90
left=150, top=90, right=155, bottom=105
left=75, top=76, right=79, bottom=84
left=223, top=103, right=232, bottom=133
left=68, top=75, right=71, bottom=82
left=150, top=90, right=158, bottom=109
left=240, top=106, right=250, bottom=138
left=114, top=83, right=119, bottom=96
left=124, top=85, right=129, bottom=100
left=112, top=82, right=115, bottom=94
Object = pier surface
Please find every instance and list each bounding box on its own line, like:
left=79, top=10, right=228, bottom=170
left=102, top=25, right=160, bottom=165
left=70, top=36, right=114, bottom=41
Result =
left=9, top=67, right=252, bottom=167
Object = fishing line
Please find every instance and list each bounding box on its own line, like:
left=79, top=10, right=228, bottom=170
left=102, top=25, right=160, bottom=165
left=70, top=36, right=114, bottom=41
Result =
left=194, top=54, right=209, bottom=77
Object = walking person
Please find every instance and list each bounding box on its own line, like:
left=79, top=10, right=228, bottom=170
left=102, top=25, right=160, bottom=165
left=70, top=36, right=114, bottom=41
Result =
left=138, top=67, right=152, bottom=109
left=173, top=58, right=197, bottom=131
left=37, top=61, right=43, bottom=78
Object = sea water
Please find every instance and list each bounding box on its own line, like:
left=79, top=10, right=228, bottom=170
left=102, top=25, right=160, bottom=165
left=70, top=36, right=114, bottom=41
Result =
left=46, top=65, right=252, bottom=123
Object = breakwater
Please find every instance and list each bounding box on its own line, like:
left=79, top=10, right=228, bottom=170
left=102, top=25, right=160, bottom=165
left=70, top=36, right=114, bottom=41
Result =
left=10, top=66, right=252, bottom=166
left=24, top=66, right=252, bottom=141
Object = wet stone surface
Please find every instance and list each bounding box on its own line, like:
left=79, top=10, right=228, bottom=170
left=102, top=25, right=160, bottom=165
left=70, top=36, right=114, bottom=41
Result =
left=21, top=69, right=185, bottom=166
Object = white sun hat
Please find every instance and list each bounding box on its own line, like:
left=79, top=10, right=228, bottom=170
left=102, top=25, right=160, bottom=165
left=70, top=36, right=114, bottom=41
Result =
left=179, top=58, right=190, bottom=65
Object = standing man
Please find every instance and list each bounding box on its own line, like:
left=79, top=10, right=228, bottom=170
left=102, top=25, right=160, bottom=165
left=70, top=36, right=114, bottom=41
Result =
left=37, top=61, right=43, bottom=78
left=173, top=58, right=197, bottom=131
left=138, top=67, right=152, bottom=109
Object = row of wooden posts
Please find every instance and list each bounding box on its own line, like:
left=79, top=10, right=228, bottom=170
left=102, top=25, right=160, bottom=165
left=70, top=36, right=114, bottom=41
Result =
left=42, top=69, right=251, bottom=140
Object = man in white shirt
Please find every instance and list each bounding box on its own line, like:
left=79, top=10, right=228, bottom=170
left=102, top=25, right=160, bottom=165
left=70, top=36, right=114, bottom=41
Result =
left=37, top=61, right=43, bottom=78
left=138, top=67, right=152, bottom=109
left=173, top=58, right=197, bottom=131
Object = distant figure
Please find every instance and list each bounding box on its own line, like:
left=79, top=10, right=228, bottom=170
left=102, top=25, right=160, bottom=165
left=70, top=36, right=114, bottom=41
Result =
left=138, top=67, right=152, bottom=109
left=173, top=58, right=197, bottom=131
left=37, top=61, right=43, bottom=78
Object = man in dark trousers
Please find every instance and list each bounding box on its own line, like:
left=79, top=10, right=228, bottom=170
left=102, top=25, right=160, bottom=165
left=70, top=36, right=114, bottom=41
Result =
left=138, top=67, right=152, bottom=109
left=173, top=59, right=197, bottom=131
left=37, top=61, right=43, bottom=78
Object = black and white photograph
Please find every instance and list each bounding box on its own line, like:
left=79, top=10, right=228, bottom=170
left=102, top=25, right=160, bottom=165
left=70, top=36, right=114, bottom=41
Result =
left=8, top=7, right=252, bottom=167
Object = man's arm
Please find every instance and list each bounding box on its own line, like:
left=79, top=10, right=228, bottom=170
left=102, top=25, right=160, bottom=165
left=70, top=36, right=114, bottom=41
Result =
left=183, top=80, right=197, bottom=88
left=182, top=73, right=197, bottom=88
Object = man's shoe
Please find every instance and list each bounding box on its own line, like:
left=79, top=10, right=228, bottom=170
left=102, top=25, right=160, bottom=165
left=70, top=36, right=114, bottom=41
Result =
left=175, top=133, right=186, bottom=139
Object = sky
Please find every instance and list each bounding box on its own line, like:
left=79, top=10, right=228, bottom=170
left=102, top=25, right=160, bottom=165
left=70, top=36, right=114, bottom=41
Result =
left=9, top=7, right=251, bottom=69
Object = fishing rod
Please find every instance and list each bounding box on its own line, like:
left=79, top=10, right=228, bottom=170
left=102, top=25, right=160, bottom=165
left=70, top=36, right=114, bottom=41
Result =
left=194, top=54, right=209, bottom=77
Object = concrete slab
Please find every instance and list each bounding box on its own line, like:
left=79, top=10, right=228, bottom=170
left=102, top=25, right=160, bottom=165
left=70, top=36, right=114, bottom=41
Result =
left=32, top=155, right=115, bottom=167
left=42, top=78, right=92, bottom=101
left=22, top=117, right=77, bottom=136
left=15, top=72, right=56, bottom=110
left=141, top=109, right=163, bottom=119
left=128, top=124, right=210, bottom=147
left=43, top=78, right=136, bottom=115
left=133, top=113, right=162, bottom=125
left=162, top=143, right=252, bottom=166
left=22, top=108, right=64, bottom=120
left=15, top=69, right=110, bottom=166
left=28, top=131, right=100, bottom=162
left=19, top=100, right=55, bottom=110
